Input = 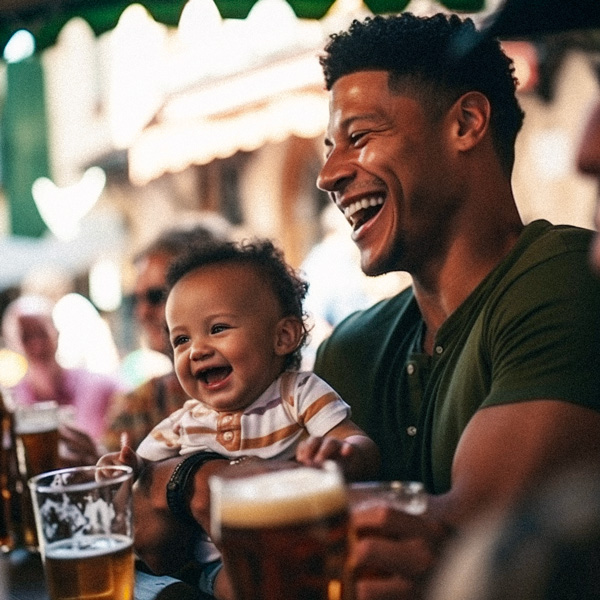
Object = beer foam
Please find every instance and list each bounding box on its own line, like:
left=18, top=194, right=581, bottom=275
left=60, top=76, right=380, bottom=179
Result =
left=14, top=401, right=58, bottom=434
left=45, top=534, right=132, bottom=560
left=216, top=467, right=347, bottom=528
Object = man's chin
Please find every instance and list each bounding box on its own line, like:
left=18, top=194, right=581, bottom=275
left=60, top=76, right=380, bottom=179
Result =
left=360, top=253, right=397, bottom=278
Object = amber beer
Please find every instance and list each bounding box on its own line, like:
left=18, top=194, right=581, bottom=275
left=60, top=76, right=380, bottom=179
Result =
left=44, top=535, right=134, bottom=600
left=14, top=402, right=59, bottom=549
left=14, top=402, right=59, bottom=476
left=210, top=464, right=348, bottom=600
left=29, top=465, right=134, bottom=600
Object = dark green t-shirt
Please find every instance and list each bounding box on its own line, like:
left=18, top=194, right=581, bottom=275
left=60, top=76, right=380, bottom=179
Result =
left=314, top=220, right=600, bottom=493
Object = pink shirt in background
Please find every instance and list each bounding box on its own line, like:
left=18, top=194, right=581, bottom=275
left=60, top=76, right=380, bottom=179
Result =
left=11, top=368, right=123, bottom=441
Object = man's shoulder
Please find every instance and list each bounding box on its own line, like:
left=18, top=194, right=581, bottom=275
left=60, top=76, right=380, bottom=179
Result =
left=315, top=286, right=417, bottom=373
left=521, top=220, right=594, bottom=260
left=329, top=286, right=415, bottom=336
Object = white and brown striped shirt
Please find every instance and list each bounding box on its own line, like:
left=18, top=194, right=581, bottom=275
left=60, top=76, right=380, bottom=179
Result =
left=136, top=371, right=350, bottom=462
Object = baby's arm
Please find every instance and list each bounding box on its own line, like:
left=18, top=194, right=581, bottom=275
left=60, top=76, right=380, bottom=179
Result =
left=97, top=446, right=148, bottom=480
left=295, top=418, right=380, bottom=481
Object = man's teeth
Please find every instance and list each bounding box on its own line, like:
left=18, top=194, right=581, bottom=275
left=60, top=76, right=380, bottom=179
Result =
left=344, top=197, right=384, bottom=220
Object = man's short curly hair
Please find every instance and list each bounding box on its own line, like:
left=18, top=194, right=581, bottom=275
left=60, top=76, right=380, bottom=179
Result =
left=320, top=13, right=525, bottom=175
left=166, top=239, right=309, bottom=371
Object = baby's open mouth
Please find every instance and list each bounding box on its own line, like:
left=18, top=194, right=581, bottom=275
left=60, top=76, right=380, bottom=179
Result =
left=344, top=196, right=384, bottom=230
left=197, top=366, right=232, bottom=385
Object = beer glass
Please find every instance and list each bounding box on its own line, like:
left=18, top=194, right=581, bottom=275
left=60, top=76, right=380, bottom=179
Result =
left=14, top=401, right=60, bottom=549
left=14, top=401, right=60, bottom=477
left=341, top=481, right=428, bottom=600
left=210, top=461, right=349, bottom=600
left=28, top=465, right=134, bottom=600
left=348, top=480, right=427, bottom=515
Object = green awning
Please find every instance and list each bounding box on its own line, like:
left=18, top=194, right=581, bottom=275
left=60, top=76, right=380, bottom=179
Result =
left=0, top=0, right=486, bottom=57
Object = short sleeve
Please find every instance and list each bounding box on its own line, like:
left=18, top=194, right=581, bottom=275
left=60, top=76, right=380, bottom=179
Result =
left=293, top=372, right=351, bottom=436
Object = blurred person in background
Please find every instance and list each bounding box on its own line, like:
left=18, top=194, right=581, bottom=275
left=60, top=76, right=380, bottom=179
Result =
left=575, top=43, right=600, bottom=272
left=1, top=294, right=123, bottom=465
left=427, top=463, right=600, bottom=600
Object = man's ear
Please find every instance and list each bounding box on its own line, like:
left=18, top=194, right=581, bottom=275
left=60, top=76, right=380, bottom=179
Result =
left=450, top=91, right=491, bottom=151
left=274, top=317, right=303, bottom=356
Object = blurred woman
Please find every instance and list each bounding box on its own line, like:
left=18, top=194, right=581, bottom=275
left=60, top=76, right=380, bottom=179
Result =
left=2, top=294, right=123, bottom=463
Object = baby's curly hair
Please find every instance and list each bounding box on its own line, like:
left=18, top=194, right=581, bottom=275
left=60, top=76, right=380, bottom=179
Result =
left=320, top=13, right=525, bottom=176
left=166, top=239, right=309, bottom=371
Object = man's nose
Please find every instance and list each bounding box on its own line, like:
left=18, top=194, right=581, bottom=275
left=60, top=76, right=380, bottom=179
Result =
left=317, top=148, right=355, bottom=194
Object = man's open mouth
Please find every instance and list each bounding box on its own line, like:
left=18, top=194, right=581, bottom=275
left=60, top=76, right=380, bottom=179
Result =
left=196, top=366, right=232, bottom=385
left=344, top=196, right=384, bottom=229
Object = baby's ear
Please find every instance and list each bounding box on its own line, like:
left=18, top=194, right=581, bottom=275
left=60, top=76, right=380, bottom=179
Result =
left=275, top=317, right=303, bottom=356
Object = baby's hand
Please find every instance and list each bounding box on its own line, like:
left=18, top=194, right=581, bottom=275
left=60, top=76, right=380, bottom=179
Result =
left=295, top=435, right=356, bottom=470
left=96, top=446, right=146, bottom=480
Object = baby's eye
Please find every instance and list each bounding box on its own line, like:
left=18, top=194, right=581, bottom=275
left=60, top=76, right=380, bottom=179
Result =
left=172, top=335, right=189, bottom=348
left=211, top=324, right=229, bottom=335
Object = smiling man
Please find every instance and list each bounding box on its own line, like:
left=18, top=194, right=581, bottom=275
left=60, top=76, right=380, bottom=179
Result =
left=312, top=13, right=600, bottom=600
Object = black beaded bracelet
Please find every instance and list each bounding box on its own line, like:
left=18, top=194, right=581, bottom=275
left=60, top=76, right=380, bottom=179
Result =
left=166, top=451, right=226, bottom=522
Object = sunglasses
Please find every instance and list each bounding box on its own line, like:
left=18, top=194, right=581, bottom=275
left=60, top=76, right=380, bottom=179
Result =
left=130, top=287, right=167, bottom=307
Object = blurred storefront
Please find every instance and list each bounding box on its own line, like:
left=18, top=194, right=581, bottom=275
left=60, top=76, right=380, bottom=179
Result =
left=0, top=0, right=598, bottom=357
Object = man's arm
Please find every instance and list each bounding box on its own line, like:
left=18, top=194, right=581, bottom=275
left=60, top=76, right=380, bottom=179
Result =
left=432, top=399, right=600, bottom=523
left=349, top=399, right=600, bottom=600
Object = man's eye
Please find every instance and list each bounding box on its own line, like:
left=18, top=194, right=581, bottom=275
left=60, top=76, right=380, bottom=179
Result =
left=349, top=131, right=367, bottom=145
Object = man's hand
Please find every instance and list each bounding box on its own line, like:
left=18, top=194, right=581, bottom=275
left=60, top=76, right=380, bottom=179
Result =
left=349, top=502, right=447, bottom=600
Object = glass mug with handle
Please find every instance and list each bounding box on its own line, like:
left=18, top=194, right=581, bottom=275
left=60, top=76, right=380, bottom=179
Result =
left=210, top=460, right=349, bottom=600
left=28, top=465, right=134, bottom=600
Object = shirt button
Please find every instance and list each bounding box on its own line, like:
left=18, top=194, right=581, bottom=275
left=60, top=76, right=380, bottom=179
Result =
left=435, top=345, right=444, bottom=355
left=406, top=363, right=415, bottom=375
left=223, top=431, right=234, bottom=441
left=407, top=426, right=417, bottom=436
left=223, top=415, right=233, bottom=423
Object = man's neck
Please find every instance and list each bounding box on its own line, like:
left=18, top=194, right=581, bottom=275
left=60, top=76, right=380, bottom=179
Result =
left=412, top=218, right=524, bottom=355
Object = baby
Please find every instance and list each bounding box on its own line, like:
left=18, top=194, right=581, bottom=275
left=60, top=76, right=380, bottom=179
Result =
left=98, top=239, right=380, bottom=593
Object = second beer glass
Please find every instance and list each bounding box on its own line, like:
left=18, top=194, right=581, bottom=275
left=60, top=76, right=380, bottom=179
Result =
left=14, top=401, right=60, bottom=549
left=210, top=462, right=349, bottom=600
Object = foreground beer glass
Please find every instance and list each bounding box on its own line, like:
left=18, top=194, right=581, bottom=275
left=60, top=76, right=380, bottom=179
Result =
left=210, top=462, right=349, bottom=600
left=348, top=480, right=428, bottom=515
left=28, top=465, right=134, bottom=600
left=342, top=481, right=428, bottom=600
left=14, top=401, right=60, bottom=549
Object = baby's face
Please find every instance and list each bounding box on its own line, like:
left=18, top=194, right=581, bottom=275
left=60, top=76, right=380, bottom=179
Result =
left=166, top=263, right=293, bottom=412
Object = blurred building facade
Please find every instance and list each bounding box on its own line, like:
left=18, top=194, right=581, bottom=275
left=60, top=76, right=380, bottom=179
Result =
left=0, top=0, right=598, bottom=361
